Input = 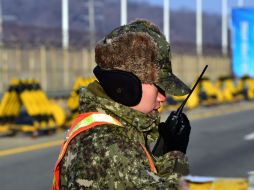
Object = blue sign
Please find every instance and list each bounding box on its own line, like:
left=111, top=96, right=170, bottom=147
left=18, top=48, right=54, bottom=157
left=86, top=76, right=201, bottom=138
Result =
left=232, top=8, right=254, bottom=77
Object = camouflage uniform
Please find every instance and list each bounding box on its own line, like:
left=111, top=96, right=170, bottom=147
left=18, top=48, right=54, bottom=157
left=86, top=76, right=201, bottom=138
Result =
left=59, top=19, right=190, bottom=189
left=59, top=81, right=189, bottom=189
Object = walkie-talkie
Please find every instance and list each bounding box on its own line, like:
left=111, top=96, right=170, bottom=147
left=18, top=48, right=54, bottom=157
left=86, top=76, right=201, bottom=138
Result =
left=152, top=65, right=208, bottom=156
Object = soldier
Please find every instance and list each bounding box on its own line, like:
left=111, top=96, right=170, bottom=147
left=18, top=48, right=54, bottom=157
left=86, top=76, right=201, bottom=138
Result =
left=53, top=19, right=191, bottom=190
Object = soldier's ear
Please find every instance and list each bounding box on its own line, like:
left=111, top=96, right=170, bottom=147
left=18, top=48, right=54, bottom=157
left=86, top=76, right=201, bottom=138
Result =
left=93, top=66, right=142, bottom=106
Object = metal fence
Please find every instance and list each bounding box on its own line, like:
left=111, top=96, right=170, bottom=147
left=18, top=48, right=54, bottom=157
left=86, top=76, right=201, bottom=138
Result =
left=0, top=47, right=231, bottom=96
left=0, top=47, right=96, bottom=96
left=172, top=54, right=231, bottom=84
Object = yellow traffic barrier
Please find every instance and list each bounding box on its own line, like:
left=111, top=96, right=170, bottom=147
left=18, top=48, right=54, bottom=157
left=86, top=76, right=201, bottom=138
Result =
left=67, top=91, right=79, bottom=111
left=73, top=76, right=96, bottom=91
left=50, top=101, right=66, bottom=127
left=187, top=178, right=248, bottom=190
left=18, top=81, right=54, bottom=128
left=0, top=79, right=67, bottom=136
left=216, top=76, right=243, bottom=103
left=67, top=76, right=96, bottom=111
left=0, top=80, right=21, bottom=134
left=0, top=125, right=12, bottom=133
left=237, top=76, right=254, bottom=100
left=199, top=78, right=224, bottom=106
left=66, top=76, right=96, bottom=127
left=11, top=124, right=37, bottom=133
left=167, top=85, right=200, bottom=110
left=165, top=79, right=200, bottom=112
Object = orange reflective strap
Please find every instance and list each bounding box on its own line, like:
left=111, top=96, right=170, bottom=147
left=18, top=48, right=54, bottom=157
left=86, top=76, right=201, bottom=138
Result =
left=66, top=112, right=122, bottom=138
left=52, top=112, right=157, bottom=190
left=52, top=112, right=123, bottom=190
left=140, top=143, right=157, bottom=174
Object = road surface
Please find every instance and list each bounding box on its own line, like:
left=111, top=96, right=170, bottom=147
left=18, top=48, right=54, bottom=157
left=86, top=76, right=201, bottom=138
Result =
left=0, top=101, right=254, bottom=190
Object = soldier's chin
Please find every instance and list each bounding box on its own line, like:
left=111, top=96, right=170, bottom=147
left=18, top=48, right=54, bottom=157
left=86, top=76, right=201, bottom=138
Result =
left=150, top=109, right=159, bottom=115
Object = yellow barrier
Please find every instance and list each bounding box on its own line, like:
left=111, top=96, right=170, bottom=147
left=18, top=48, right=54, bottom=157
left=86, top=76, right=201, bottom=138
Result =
left=187, top=178, right=248, bottom=190
left=67, top=76, right=96, bottom=112
left=66, top=76, right=96, bottom=127
left=199, top=78, right=224, bottom=105
left=163, top=76, right=254, bottom=113
left=216, top=77, right=243, bottom=103
left=50, top=101, right=66, bottom=127
left=166, top=84, right=200, bottom=111
left=237, top=76, right=254, bottom=100
left=0, top=79, right=66, bottom=135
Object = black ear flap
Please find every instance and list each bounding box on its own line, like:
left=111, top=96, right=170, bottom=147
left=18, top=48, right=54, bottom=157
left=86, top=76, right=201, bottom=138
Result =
left=93, top=66, right=142, bottom=106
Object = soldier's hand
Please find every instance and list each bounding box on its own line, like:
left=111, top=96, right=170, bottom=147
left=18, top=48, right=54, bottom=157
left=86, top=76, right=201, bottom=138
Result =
left=158, top=112, right=191, bottom=154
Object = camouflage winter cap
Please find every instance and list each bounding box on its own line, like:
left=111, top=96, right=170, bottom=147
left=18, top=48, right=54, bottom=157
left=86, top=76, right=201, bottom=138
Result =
left=95, top=19, right=190, bottom=96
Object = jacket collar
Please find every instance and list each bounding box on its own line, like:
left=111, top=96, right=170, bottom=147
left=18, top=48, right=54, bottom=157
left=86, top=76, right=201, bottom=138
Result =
left=79, top=81, right=160, bottom=132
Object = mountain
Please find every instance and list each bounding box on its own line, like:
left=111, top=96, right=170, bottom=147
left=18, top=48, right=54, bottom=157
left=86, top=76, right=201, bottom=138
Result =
left=1, top=0, right=225, bottom=54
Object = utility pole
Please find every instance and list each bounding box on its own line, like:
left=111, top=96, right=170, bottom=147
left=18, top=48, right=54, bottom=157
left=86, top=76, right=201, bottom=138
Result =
left=222, top=0, right=228, bottom=56
left=62, top=0, right=69, bottom=49
left=163, top=0, right=170, bottom=42
left=88, top=0, right=95, bottom=50
left=121, top=0, right=127, bottom=25
left=0, top=0, right=3, bottom=46
left=196, top=0, right=202, bottom=55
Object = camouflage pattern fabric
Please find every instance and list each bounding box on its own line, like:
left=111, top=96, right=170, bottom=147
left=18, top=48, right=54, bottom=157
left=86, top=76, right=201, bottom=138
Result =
left=59, top=81, right=189, bottom=190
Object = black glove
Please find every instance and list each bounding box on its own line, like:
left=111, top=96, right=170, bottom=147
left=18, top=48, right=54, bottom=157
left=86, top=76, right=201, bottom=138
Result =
left=152, top=111, right=191, bottom=156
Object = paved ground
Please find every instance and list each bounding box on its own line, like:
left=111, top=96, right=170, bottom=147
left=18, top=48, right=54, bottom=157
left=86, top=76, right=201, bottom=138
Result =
left=1, top=100, right=253, bottom=150
left=0, top=101, right=254, bottom=190
left=161, top=100, right=254, bottom=121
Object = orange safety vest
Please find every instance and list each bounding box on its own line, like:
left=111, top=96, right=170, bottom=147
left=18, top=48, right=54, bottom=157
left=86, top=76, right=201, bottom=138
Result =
left=52, top=112, right=157, bottom=190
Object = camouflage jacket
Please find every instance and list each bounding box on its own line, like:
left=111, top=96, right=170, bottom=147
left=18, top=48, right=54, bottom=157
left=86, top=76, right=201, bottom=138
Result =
left=59, top=81, right=189, bottom=190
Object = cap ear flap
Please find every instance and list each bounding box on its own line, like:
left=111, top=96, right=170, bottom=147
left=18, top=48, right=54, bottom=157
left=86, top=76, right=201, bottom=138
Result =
left=93, top=66, right=142, bottom=106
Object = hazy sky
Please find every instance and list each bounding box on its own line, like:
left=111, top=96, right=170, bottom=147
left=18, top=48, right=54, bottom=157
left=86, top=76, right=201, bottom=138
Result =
left=141, top=0, right=254, bottom=15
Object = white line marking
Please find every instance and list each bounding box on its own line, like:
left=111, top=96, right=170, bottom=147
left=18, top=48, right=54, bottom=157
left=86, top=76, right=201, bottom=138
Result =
left=244, top=132, right=254, bottom=141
